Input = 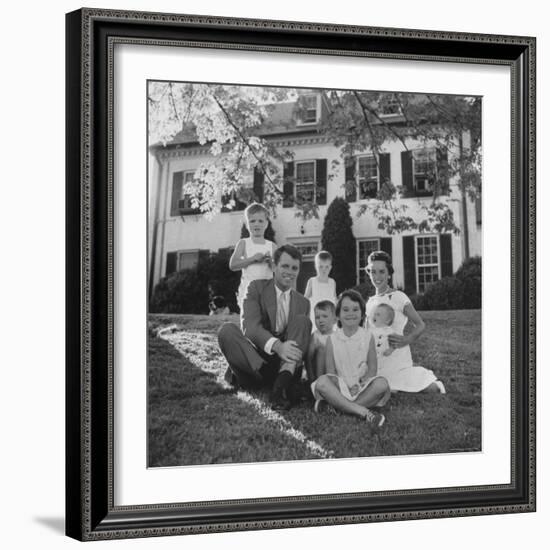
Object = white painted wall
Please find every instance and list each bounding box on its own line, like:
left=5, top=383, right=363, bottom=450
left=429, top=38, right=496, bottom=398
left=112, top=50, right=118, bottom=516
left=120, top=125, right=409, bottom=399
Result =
left=152, top=133, right=478, bottom=287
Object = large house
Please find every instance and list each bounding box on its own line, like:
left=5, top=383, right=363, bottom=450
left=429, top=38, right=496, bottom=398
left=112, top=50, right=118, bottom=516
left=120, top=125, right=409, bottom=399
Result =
left=148, top=91, right=481, bottom=300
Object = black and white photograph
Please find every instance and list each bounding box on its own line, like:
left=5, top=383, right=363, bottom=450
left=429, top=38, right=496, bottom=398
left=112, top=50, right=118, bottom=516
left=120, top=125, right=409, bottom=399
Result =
left=147, top=82, right=482, bottom=467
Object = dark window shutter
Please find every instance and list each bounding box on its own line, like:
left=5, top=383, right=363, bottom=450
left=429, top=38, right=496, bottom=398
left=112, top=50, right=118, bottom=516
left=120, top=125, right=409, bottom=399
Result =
left=440, top=233, right=453, bottom=277
left=345, top=157, right=357, bottom=202
left=379, top=153, right=391, bottom=188
left=380, top=237, right=393, bottom=286
left=402, top=236, right=416, bottom=295
left=401, top=151, right=413, bottom=197
left=475, top=196, right=482, bottom=225
left=166, top=252, right=177, bottom=276
left=380, top=237, right=392, bottom=257
left=253, top=167, right=264, bottom=203
left=316, top=159, right=327, bottom=205
left=170, top=172, right=184, bottom=216
left=283, top=161, right=294, bottom=208
left=198, top=249, right=210, bottom=267
left=436, top=147, right=449, bottom=195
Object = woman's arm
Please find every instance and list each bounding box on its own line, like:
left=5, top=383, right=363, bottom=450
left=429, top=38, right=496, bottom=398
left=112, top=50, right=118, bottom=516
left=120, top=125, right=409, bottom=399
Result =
left=388, top=301, right=426, bottom=348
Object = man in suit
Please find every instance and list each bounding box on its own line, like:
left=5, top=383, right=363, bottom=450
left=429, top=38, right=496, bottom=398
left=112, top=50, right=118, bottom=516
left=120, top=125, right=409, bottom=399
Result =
left=218, top=244, right=311, bottom=410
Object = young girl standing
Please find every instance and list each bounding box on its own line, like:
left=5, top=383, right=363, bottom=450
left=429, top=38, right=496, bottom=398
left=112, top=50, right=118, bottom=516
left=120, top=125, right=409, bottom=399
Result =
left=310, top=290, right=390, bottom=426
left=230, top=203, right=277, bottom=312
left=364, top=250, right=446, bottom=393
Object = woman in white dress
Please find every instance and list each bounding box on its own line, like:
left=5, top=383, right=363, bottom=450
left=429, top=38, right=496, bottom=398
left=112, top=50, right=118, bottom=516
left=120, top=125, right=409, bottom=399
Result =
left=364, top=251, right=446, bottom=393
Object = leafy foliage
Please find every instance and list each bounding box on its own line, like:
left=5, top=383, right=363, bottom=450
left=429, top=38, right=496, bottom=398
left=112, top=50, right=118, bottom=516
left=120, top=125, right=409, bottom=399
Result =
left=411, top=256, right=481, bottom=310
left=321, top=198, right=356, bottom=294
left=149, top=83, right=480, bottom=235
left=150, top=250, right=240, bottom=314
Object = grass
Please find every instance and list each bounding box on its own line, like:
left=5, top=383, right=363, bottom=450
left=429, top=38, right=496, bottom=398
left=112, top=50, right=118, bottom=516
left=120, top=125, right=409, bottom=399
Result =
left=148, top=310, right=481, bottom=467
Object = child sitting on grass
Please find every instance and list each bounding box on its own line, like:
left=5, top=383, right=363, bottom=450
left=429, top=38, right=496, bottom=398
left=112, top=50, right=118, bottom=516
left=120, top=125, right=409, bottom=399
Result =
left=305, top=300, right=336, bottom=383
left=310, top=290, right=390, bottom=427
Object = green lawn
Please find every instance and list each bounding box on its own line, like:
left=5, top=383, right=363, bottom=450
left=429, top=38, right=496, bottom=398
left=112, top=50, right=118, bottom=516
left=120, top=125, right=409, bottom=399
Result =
left=148, top=310, right=481, bottom=467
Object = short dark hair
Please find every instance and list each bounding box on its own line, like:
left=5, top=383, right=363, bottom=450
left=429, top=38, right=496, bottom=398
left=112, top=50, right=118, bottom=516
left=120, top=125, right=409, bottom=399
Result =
left=273, top=244, right=302, bottom=265
left=335, top=289, right=366, bottom=327
left=210, top=295, right=226, bottom=309
left=365, top=250, right=394, bottom=276
left=315, top=250, right=333, bottom=263
left=314, top=300, right=336, bottom=314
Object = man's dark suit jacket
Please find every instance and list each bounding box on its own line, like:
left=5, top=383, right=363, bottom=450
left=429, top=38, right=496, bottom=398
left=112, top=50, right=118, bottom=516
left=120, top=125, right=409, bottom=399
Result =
left=241, top=278, right=310, bottom=351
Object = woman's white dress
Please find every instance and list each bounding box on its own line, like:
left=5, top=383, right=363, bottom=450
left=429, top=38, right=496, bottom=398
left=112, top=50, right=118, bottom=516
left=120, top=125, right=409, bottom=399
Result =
left=236, top=238, right=274, bottom=310
left=366, top=291, right=437, bottom=392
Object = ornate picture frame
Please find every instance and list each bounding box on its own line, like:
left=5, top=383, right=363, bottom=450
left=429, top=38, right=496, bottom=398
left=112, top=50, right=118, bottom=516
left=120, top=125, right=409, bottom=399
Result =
left=65, top=8, right=535, bottom=541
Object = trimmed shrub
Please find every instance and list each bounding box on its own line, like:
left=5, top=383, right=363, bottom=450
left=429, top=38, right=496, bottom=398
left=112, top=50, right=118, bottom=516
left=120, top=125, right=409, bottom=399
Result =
left=206, top=249, right=241, bottom=313
left=321, top=197, right=356, bottom=294
left=150, top=268, right=209, bottom=314
left=150, top=249, right=240, bottom=314
left=411, top=256, right=481, bottom=311
left=352, top=281, right=375, bottom=302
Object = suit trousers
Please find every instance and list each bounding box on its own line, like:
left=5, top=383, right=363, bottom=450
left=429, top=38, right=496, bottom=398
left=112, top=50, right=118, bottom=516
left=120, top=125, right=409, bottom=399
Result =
left=217, top=314, right=312, bottom=388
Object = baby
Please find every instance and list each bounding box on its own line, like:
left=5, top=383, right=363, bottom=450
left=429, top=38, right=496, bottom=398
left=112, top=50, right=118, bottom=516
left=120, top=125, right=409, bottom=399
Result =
left=305, top=300, right=336, bottom=383
left=370, top=303, right=396, bottom=358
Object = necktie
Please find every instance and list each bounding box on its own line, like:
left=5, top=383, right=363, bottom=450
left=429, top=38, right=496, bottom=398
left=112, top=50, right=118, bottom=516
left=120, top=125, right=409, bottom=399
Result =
left=276, top=291, right=288, bottom=334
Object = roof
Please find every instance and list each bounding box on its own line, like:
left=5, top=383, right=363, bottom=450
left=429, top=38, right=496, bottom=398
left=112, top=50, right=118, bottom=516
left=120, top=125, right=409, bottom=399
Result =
left=152, top=100, right=323, bottom=150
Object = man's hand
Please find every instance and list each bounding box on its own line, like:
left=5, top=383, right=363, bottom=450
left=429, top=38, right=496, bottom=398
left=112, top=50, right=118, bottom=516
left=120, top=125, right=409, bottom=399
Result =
left=273, top=340, right=303, bottom=363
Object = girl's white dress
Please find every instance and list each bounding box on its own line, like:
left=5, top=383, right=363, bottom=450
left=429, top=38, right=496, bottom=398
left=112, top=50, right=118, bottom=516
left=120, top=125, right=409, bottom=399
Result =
left=236, top=238, right=275, bottom=310
left=366, top=291, right=438, bottom=392
left=310, top=326, right=388, bottom=405
left=308, top=277, right=337, bottom=325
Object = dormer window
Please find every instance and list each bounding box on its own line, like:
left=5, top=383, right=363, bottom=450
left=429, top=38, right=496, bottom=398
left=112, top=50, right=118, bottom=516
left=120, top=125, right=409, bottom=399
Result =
left=297, top=94, right=319, bottom=125
left=379, top=94, right=403, bottom=117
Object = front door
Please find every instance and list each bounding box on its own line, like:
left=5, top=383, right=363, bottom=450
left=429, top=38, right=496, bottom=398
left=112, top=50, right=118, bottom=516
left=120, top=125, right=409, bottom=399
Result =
left=290, top=241, right=320, bottom=295
left=296, top=260, right=316, bottom=295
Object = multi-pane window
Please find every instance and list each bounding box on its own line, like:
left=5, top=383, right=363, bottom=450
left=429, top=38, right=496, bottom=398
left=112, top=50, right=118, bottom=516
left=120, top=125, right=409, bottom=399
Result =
left=295, top=161, right=316, bottom=202
left=222, top=168, right=252, bottom=211
left=294, top=242, right=319, bottom=260
left=301, top=95, right=318, bottom=124
left=357, top=239, right=380, bottom=284
left=415, top=235, right=440, bottom=293
left=178, top=171, right=198, bottom=212
left=358, top=156, right=379, bottom=199
left=379, top=95, right=402, bottom=117
left=176, top=250, right=199, bottom=272
left=412, top=148, right=437, bottom=194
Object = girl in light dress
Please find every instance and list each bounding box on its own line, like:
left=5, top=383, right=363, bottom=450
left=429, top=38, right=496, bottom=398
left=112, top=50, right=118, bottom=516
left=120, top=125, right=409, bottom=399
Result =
left=310, top=290, right=390, bottom=427
left=364, top=250, right=446, bottom=394
left=304, top=250, right=337, bottom=327
left=229, top=203, right=277, bottom=312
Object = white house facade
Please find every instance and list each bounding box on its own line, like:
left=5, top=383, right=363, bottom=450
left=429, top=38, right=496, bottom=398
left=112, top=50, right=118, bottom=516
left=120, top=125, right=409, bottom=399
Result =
left=148, top=94, right=481, bottom=300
